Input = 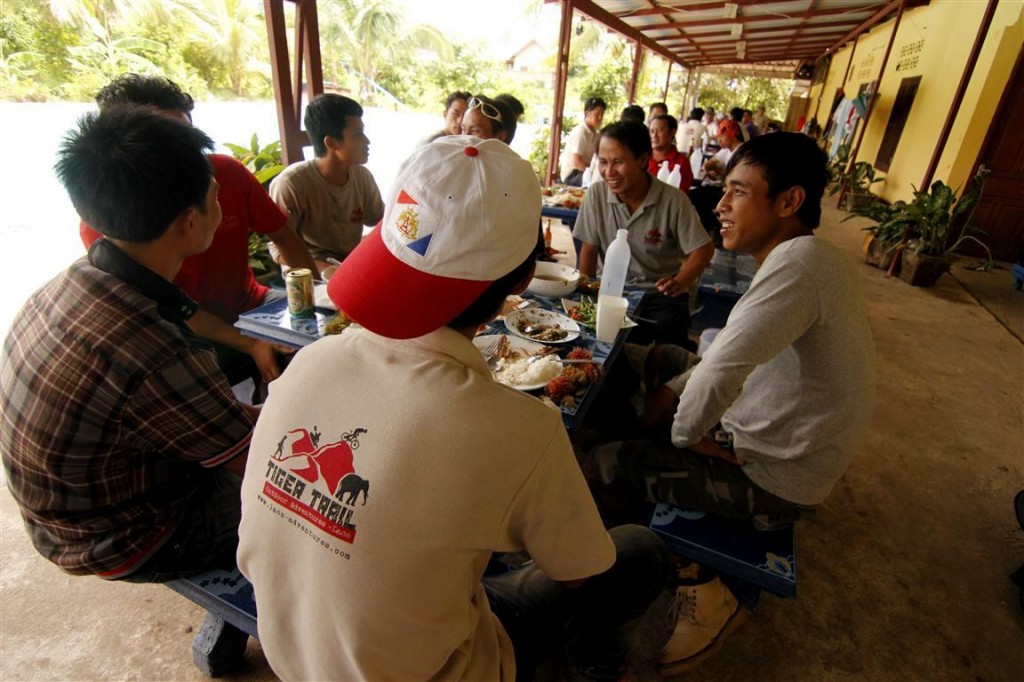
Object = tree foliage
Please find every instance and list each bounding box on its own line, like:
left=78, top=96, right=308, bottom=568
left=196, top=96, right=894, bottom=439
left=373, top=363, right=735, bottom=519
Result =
left=0, top=0, right=797, bottom=142
left=695, top=73, right=792, bottom=121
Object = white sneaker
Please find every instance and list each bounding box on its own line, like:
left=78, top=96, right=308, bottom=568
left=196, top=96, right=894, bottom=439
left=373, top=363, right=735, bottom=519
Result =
left=659, top=576, right=747, bottom=675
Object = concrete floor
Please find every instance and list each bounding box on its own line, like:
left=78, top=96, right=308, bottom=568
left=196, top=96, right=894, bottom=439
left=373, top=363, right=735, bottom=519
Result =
left=1, top=203, right=1022, bottom=681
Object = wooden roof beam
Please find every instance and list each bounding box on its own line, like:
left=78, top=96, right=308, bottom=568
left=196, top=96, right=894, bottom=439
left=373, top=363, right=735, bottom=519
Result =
left=647, top=5, right=878, bottom=31
left=623, top=0, right=796, bottom=17
left=570, top=0, right=696, bottom=67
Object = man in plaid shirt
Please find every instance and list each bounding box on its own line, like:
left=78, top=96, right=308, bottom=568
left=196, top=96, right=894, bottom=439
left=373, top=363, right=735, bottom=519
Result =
left=0, top=106, right=256, bottom=582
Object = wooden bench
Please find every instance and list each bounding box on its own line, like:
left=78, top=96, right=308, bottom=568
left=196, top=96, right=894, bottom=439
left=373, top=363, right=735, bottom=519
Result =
left=165, top=568, right=258, bottom=677
left=648, top=503, right=797, bottom=598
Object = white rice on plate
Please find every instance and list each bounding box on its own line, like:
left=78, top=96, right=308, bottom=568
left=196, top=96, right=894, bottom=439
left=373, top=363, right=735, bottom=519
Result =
left=493, top=355, right=562, bottom=387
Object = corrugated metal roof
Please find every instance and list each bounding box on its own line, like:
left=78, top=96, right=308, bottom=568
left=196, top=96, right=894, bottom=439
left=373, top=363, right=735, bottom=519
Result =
left=568, top=0, right=925, bottom=76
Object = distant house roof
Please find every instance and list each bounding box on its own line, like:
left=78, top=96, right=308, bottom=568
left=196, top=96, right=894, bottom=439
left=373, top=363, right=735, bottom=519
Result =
left=506, top=40, right=547, bottom=69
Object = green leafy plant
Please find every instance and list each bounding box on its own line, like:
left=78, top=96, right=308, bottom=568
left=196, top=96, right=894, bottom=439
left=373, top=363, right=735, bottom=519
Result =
left=829, top=160, right=884, bottom=196
left=224, top=133, right=284, bottom=186
left=826, top=144, right=849, bottom=185
left=225, top=133, right=285, bottom=278
left=901, top=168, right=993, bottom=265
left=854, top=168, right=994, bottom=270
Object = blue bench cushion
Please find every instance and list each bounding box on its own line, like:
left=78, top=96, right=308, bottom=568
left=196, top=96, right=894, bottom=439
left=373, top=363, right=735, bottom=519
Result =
left=648, top=503, right=797, bottom=597
left=165, top=568, right=258, bottom=638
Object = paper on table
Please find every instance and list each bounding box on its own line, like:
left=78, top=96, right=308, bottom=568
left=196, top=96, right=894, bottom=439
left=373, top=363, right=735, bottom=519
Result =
left=313, top=283, right=336, bottom=311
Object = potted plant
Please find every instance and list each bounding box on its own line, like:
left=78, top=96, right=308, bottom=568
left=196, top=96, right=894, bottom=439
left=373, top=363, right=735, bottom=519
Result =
left=889, top=168, right=993, bottom=287
left=846, top=199, right=905, bottom=270
left=830, top=161, right=885, bottom=211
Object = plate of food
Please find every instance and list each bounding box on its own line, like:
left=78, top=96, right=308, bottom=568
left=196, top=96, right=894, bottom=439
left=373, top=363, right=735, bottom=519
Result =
left=473, top=335, right=563, bottom=391
left=504, top=308, right=580, bottom=344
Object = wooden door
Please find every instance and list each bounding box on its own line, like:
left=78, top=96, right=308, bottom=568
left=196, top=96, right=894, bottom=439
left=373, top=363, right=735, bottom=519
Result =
left=966, top=48, right=1024, bottom=263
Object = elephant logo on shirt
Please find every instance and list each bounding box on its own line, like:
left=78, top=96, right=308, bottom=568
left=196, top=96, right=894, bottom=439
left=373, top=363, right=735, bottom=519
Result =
left=337, top=474, right=370, bottom=505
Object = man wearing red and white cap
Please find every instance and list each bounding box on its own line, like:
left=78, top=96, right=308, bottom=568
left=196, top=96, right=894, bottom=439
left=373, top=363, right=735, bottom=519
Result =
left=237, top=137, right=668, bottom=681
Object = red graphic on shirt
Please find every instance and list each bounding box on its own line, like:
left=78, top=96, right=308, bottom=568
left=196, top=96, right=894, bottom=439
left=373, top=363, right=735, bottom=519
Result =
left=396, top=189, right=418, bottom=205
left=266, top=427, right=370, bottom=546
left=643, top=228, right=663, bottom=245
left=350, top=206, right=365, bottom=223
left=271, top=427, right=365, bottom=496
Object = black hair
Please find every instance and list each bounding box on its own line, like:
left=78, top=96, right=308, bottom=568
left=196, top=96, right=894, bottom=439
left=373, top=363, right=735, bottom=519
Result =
left=584, top=96, right=607, bottom=113
left=494, top=93, right=525, bottom=121
left=600, top=120, right=652, bottom=160
left=95, top=74, right=195, bottom=119
left=725, top=132, right=828, bottom=229
left=55, top=106, right=214, bottom=243
left=689, top=107, right=705, bottom=121
left=445, top=90, right=472, bottom=110
left=730, top=107, right=744, bottom=121
left=446, top=252, right=536, bottom=330
left=620, top=105, right=646, bottom=124
left=649, top=102, right=668, bottom=114
left=651, top=114, right=678, bottom=133
left=305, top=94, right=364, bottom=157
left=472, top=94, right=517, bottom=144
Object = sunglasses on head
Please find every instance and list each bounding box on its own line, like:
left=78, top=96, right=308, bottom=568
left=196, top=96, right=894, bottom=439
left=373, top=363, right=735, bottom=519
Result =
left=467, top=97, right=504, bottom=124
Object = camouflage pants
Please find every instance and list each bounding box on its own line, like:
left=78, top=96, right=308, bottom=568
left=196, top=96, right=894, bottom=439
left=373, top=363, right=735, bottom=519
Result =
left=596, top=435, right=807, bottom=530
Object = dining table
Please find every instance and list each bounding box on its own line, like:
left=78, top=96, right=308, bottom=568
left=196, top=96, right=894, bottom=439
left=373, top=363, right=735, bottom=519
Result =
left=235, top=284, right=644, bottom=432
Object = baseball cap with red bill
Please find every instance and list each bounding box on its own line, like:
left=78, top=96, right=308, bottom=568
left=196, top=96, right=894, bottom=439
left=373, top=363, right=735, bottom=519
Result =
left=327, top=136, right=541, bottom=339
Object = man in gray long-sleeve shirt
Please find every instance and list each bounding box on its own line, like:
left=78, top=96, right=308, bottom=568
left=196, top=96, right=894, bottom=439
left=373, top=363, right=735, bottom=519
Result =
left=597, top=132, right=875, bottom=528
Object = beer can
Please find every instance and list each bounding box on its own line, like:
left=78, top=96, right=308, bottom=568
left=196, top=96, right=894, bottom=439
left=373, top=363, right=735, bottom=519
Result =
left=286, top=268, right=315, bottom=319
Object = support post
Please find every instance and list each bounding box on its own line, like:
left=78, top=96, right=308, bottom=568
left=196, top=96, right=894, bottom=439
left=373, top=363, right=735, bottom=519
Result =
left=265, top=0, right=324, bottom=166
left=627, top=40, right=643, bottom=104
left=547, top=0, right=575, bottom=185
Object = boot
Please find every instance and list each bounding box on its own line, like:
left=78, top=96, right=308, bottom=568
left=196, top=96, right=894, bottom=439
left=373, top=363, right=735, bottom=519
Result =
left=659, top=575, right=747, bottom=675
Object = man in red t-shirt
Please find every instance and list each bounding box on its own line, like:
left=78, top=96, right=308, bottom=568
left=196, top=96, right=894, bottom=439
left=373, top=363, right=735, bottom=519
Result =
left=79, top=74, right=319, bottom=384
left=647, top=114, right=695, bottom=194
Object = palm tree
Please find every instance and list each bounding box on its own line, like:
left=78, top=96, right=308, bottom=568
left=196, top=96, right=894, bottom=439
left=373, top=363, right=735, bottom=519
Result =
left=320, top=0, right=451, bottom=105
left=177, top=0, right=266, bottom=96
left=49, top=0, right=164, bottom=82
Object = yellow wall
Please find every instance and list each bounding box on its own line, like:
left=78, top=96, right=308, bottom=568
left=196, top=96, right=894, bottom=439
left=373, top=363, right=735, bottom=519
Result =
left=819, top=0, right=1024, bottom=202
left=940, top=1, right=1024, bottom=191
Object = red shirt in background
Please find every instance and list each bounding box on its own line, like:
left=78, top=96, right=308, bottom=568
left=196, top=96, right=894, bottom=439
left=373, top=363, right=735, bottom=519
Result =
left=647, top=148, right=695, bottom=194
left=80, top=154, right=287, bottom=323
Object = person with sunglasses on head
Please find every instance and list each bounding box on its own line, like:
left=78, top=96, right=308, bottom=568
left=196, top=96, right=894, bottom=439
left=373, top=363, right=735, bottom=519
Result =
left=460, top=95, right=516, bottom=144
left=494, top=93, right=525, bottom=123
left=559, top=96, right=606, bottom=187
left=269, top=94, right=384, bottom=277
left=418, top=90, right=472, bottom=147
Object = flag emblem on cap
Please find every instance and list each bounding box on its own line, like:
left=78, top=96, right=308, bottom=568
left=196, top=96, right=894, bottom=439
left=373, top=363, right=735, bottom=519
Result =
left=395, top=206, right=419, bottom=240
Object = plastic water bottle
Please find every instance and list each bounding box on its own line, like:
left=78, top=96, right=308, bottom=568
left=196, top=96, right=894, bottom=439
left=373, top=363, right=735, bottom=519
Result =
left=596, top=230, right=631, bottom=342
left=667, top=164, right=682, bottom=188
left=656, top=160, right=670, bottom=184
left=601, top=229, right=631, bottom=299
